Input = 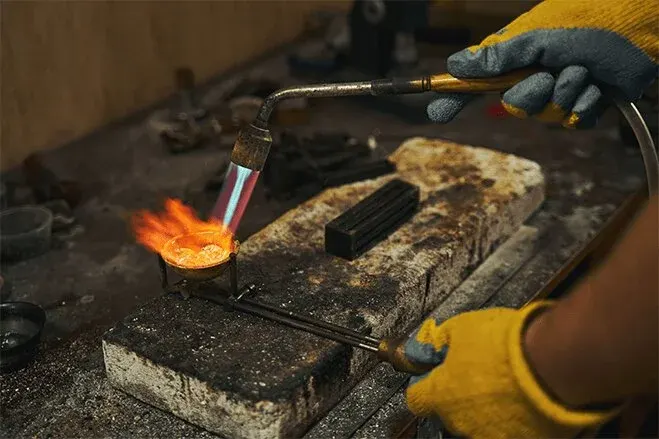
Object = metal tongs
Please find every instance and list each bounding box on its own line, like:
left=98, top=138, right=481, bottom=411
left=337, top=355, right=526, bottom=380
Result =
left=196, top=285, right=425, bottom=373
left=159, top=248, right=431, bottom=375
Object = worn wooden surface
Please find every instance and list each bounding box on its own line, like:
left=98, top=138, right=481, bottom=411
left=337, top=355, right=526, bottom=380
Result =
left=0, top=1, right=347, bottom=170
left=103, top=138, right=544, bottom=439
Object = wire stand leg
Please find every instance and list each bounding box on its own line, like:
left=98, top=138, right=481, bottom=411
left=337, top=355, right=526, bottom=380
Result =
left=158, top=255, right=169, bottom=291
left=229, top=253, right=238, bottom=297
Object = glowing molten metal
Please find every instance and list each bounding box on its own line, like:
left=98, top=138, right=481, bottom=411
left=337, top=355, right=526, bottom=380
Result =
left=132, top=199, right=236, bottom=269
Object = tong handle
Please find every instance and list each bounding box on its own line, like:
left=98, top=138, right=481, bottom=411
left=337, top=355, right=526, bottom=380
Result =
left=428, top=67, right=545, bottom=93
left=377, top=338, right=436, bottom=375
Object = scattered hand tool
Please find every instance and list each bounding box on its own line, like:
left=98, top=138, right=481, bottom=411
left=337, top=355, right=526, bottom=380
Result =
left=260, top=131, right=393, bottom=200
left=22, top=154, right=82, bottom=208
left=40, top=199, right=76, bottom=233
left=160, top=68, right=223, bottom=154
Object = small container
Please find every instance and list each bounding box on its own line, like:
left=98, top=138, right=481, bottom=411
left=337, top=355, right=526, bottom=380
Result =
left=0, top=206, right=53, bottom=262
left=0, top=301, right=46, bottom=373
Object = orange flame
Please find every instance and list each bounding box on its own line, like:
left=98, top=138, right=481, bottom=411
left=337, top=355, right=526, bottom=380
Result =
left=131, top=199, right=235, bottom=268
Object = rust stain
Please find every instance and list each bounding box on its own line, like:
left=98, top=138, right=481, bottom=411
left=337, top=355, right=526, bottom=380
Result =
left=240, top=137, right=544, bottom=298
left=307, top=274, right=324, bottom=285
left=348, top=277, right=368, bottom=288
left=301, top=351, right=319, bottom=365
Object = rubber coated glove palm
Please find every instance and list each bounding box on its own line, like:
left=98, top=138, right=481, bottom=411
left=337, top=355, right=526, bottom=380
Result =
left=428, top=0, right=658, bottom=129
left=403, top=301, right=619, bottom=438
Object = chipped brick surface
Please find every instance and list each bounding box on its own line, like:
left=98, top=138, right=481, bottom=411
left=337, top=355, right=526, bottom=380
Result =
left=103, top=138, right=545, bottom=439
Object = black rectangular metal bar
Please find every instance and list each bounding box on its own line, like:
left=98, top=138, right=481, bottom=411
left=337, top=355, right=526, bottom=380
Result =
left=322, top=160, right=396, bottom=188
left=325, top=179, right=420, bottom=260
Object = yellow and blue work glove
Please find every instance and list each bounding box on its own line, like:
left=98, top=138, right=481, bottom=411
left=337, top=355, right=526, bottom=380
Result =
left=428, top=0, right=658, bottom=129
left=403, top=301, right=619, bottom=438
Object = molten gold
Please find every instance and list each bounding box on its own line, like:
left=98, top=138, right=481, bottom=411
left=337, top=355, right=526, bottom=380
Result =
left=161, top=232, right=240, bottom=281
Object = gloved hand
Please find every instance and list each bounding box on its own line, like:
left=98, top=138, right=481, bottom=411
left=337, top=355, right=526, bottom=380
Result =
left=428, top=0, right=658, bottom=128
left=403, top=301, right=619, bottom=438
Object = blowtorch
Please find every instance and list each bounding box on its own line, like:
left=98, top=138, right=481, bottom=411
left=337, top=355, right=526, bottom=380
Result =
left=213, top=68, right=658, bottom=232
left=229, top=69, right=542, bottom=171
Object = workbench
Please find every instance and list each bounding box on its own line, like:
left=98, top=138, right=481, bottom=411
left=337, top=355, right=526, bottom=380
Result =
left=0, top=39, right=646, bottom=438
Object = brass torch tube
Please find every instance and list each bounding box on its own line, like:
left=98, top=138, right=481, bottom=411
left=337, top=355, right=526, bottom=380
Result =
left=427, top=67, right=544, bottom=93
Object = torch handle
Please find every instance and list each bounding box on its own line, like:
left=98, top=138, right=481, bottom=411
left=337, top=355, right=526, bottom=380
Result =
left=427, top=67, right=544, bottom=93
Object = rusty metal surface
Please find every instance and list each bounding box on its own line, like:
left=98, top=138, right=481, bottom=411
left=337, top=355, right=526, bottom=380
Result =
left=0, top=37, right=647, bottom=438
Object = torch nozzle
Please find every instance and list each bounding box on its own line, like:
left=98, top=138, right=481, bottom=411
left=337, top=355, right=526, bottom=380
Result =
left=229, top=123, right=273, bottom=172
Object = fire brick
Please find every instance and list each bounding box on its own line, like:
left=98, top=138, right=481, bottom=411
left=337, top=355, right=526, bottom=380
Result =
left=102, top=137, right=545, bottom=439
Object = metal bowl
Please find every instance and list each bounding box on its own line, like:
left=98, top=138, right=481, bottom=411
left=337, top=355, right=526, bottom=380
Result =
left=0, top=301, right=46, bottom=373
left=0, top=206, right=53, bottom=262
left=161, top=231, right=240, bottom=281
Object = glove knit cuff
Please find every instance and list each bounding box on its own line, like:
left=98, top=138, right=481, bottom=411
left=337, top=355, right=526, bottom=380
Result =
left=508, top=300, right=620, bottom=429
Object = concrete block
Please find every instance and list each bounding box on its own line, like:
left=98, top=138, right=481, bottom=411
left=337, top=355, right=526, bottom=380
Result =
left=103, top=138, right=545, bottom=438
